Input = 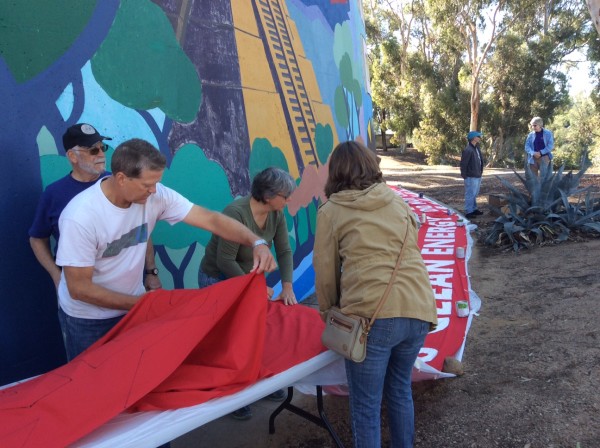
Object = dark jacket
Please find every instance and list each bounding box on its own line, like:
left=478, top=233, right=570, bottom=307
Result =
left=460, top=143, right=484, bottom=179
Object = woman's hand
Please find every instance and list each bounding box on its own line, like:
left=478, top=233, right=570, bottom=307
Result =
left=273, top=282, right=297, bottom=306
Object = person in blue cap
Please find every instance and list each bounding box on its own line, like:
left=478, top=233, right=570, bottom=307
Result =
left=460, top=131, right=484, bottom=219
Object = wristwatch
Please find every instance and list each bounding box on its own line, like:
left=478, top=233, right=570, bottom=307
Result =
left=145, top=267, right=159, bottom=276
left=252, top=239, right=268, bottom=248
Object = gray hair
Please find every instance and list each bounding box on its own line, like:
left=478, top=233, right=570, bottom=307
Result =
left=251, top=167, right=296, bottom=203
left=530, top=117, right=543, bottom=127
left=111, top=139, right=166, bottom=178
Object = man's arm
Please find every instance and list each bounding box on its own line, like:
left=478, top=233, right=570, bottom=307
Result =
left=63, top=265, right=142, bottom=310
left=183, top=205, right=276, bottom=274
left=29, top=237, right=62, bottom=288
left=143, top=237, right=162, bottom=291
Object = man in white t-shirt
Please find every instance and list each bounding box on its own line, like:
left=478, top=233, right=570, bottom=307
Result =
left=56, top=138, right=276, bottom=361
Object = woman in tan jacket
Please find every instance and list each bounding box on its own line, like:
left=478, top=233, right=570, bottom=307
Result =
left=314, top=141, right=437, bottom=448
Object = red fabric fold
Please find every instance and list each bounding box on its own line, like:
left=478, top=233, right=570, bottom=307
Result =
left=0, top=273, right=326, bottom=447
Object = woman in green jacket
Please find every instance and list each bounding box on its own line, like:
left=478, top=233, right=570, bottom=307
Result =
left=198, top=166, right=297, bottom=420
left=314, top=141, right=437, bottom=448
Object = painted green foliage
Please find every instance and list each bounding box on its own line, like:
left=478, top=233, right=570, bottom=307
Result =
left=334, top=53, right=362, bottom=135
left=295, top=201, right=310, bottom=247
left=91, top=0, right=201, bottom=122
left=333, top=21, right=365, bottom=90
left=153, top=144, right=233, bottom=248
left=249, top=138, right=290, bottom=179
left=283, top=208, right=296, bottom=252
left=333, top=21, right=363, bottom=139
left=307, top=199, right=317, bottom=236
left=315, top=123, right=334, bottom=164
left=36, top=127, right=73, bottom=188
left=0, top=1, right=96, bottom=83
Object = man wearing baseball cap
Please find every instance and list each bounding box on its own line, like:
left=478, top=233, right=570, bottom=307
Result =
left=29, top=124, right=162, bottom=330
left=460, top=131, right=484, bottom=219
left=55, top=138, right=276, bottom=362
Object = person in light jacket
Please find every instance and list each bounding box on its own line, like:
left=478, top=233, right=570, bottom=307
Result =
left=314, top=141, right=438, bottom=448
left=524, top=116, right=554, bottom=176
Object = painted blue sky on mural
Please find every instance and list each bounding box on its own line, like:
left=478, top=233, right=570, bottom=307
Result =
left=299, top=0, right=350, bottom=28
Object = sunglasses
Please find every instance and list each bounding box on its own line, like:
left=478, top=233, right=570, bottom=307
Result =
left=73, top=143, right=108, bottom=156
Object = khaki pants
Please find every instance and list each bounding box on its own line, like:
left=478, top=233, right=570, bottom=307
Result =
left=530, top=154, right=550, bottom=176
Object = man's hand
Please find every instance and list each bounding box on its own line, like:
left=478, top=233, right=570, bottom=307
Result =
left=273, top=281, right=297, bottom=306
left=144, top=273, right=162, bottom=291
left=29, top=237, right=62, bottom=289
left=250, top=244, right=276, bottom=274
left=533, top=152, right=542, bottom=159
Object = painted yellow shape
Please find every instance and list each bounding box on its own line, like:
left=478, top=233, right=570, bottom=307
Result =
left=234, top=30, right=277, bottom=92
left=231, top=0, right=339, bottom=177
left=231, top=1, right=259, bottom=36
left=245, top=89, right=300, bottom=175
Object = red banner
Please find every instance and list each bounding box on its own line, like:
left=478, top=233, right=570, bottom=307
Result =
left=389, top=186, right=475, bottom=375
left=0, top=274, right=325, bottom=448
left=0, top=187, right=477, bottom=446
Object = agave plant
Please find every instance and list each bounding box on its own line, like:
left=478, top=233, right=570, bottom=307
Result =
left=552, top=189, right=600, bottom=232
left=485, top=154, right=600, bottom=251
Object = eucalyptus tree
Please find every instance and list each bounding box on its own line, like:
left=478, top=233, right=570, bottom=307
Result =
left=364, top=0, right=595, bottom=164
left=364, top=0, right=426, bottom=150
left=483, top=0, right=592, bottom=165
left=553, top=96, right=600, bottom=168
left=426, top=0, right=523, bottom=133
left=588, top=0, right=600, bottom=35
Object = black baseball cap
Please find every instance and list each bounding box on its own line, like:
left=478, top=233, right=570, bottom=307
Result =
left=62, top=123, right=112, bottom=151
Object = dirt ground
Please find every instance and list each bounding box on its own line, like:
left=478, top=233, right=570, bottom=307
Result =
left=378, top=149, right=600, bottom=448
left=174, top=149, right=600, bottom=448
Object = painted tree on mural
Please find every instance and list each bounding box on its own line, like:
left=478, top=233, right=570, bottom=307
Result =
left=335, top=53, right=363, bottom=140
left=315, top=123, right=335, bottom=165
left=333, top=21, right=365, bottom=141
left=91, top=0, right=201, bottom=124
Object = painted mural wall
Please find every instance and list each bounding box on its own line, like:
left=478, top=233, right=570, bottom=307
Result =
left=0, top=0, right=373, bottom=385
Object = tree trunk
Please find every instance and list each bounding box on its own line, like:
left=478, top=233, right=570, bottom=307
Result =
left=489, top=132, right=505, bottom=168
left=470, top=78, right=480, bottom=131
left=381, top=109, right=388, bottom=151
left=588, top=0, right=600, bottom=35
left=381, top=129, right=388, bottom=151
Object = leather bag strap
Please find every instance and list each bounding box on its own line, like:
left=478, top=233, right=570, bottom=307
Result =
left=363, top=220, right=411, bottom=336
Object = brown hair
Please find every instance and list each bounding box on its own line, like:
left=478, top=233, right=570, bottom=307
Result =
left=112, top=138, right=166, bottom=178
left=324, top=141, right=383, bottom=198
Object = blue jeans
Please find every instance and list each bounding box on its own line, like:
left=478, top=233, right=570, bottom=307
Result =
left=464, top=176, right=482, bottom=214
left=345, top=317, right=429, bottom=448
left=198, top=269, right=225, bottom=288
left=58, top=307, right=123, bottom=361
